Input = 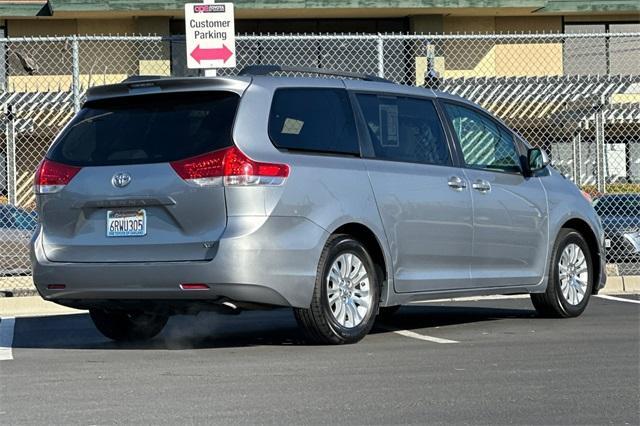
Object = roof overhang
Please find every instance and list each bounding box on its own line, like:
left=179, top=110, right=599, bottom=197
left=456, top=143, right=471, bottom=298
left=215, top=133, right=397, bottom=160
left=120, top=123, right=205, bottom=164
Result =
left=42, top=1, right=640, bottom=18
left=0, top=1, right=51, bottom=17
left=535, top=1, right=640, bottom=14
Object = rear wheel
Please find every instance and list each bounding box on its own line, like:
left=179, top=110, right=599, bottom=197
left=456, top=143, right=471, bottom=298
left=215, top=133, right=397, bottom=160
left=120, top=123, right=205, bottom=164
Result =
left=89, top=309, right=168, bottom=341
left=294, top=234, right=380, bottom=345
left=531, top=228, right=594, bottom=318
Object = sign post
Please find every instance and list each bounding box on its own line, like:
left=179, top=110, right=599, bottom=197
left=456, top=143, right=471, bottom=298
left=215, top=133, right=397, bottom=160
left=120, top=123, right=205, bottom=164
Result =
left=184, top=2, right=236, bottom=75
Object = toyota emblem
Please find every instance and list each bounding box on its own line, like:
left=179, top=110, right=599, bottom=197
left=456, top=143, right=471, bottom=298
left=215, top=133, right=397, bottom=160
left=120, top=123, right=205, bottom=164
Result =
left=111, top=172, right=132, bottom=188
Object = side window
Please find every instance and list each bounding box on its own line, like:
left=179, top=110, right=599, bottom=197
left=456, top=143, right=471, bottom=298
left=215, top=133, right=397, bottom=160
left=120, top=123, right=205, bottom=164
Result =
left=268, top=88, right=359, bottom=155
left=444, top=103, right=521, bottom=173
left=356, top=94, right=451, bottom=166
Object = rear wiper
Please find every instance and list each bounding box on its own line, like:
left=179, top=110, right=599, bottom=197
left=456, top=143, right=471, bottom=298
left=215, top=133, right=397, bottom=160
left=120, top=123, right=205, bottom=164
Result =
left=68, top=112, right=114, bottom=130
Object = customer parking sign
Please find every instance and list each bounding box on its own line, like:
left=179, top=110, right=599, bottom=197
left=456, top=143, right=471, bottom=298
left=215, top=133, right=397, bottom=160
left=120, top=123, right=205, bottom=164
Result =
left=185, top=2, right=236, bottom=69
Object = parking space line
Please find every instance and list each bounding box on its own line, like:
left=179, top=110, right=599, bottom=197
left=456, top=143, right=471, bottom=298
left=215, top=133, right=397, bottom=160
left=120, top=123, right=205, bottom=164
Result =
left=0, top=317, right=16, bottom=361
left=596, top=295, right=640, bottom=305
left=379, top=326, right=459, bottom=344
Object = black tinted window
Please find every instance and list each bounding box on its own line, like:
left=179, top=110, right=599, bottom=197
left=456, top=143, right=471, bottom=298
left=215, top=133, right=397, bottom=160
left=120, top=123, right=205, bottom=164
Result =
left=49, top=91, right=239, bottom=166
left=356, top=94, right=451, bottom=166
left=269, top=88, right=359, bottom=155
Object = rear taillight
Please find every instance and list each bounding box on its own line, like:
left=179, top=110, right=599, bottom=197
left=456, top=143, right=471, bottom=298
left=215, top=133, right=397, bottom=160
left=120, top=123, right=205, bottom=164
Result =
left=47, top=284, right=66, bottom=290
left=170, top=146, right=289, bottom=187
left=179, top=283, right=210, bottom=291
left=34, top=159, right=81, bottom=194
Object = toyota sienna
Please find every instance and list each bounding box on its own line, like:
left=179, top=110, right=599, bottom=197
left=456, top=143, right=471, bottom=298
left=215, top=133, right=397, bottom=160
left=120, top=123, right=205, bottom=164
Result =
left=31, top=66, right=606, bottom=344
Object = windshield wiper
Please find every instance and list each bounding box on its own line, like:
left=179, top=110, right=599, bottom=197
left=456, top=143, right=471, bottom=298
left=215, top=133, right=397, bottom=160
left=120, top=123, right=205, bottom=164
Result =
left=68, top=112, right=114, bottom=130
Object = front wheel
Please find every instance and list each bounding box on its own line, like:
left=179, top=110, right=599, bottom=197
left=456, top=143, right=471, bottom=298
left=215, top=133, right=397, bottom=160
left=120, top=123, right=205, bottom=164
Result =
left=294, top=234, right=380, bottom=345
left=531, top=228, right=594, bottom=318
left=89, top=309, right=168, bottom=341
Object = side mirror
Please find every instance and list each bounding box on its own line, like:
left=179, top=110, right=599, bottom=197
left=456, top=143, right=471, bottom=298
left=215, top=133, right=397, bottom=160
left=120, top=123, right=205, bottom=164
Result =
left=527, top=147, right=550, bottom=173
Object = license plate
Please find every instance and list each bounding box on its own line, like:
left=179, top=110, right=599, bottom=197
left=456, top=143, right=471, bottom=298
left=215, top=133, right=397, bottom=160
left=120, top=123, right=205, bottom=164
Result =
left=107, top=209, right=147, bottom=237
left=605, top=239, right=611, bottom=248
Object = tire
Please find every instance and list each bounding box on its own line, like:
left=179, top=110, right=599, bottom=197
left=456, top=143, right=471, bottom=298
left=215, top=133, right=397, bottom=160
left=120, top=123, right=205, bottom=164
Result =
left=294, top=234, right=381, bottom=345
left=89, top=309, right=169, bottom=342
left=377, top=305, right=401, bottom=320
left=531, top=228, right=594, bottom=318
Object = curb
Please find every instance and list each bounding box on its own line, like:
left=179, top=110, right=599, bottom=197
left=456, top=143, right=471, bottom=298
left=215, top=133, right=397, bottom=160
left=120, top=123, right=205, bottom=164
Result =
left=602, top=276, right=640, bottom=294
left=0, top=296, right=85, bottom=317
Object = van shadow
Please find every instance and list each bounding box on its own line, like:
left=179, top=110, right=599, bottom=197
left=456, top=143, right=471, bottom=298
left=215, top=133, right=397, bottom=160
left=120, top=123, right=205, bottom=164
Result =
left=370, top=305, right=537, bottom=335
left=11, top=305, right=537, bottom=350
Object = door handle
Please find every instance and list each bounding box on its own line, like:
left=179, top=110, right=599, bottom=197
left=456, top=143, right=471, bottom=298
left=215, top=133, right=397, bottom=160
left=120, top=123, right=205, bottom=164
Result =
left=472, top=179, right=491, bottom=193
left=447, top=176, right=467, bottom=191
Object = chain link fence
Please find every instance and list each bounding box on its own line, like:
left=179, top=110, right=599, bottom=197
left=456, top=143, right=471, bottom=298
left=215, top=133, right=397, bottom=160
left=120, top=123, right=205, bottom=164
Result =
left=1, top=32, right=639, bottom=295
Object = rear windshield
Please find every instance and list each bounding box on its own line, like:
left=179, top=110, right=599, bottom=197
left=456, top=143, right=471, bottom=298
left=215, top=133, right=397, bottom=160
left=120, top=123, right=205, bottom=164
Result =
left=49, top=91, right=239, bottom=166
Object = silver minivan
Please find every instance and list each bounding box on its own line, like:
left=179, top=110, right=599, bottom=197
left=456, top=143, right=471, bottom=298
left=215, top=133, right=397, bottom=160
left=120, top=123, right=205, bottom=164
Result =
left=31, top=66, right=606, bottom=344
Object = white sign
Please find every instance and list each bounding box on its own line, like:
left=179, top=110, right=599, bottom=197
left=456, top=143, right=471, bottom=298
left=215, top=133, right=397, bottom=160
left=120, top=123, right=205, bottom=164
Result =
left=185, top=2, right=236, bottom=69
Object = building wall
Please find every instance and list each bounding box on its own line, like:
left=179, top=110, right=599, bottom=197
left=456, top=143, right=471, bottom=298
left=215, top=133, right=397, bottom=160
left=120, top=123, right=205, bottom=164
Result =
left=411, top=15, right=565, bottom=81
left=5, top=18, right=171, bottom=92
left=3, top=12, right=638, bottom=91
left=496, top=16, right=563, bottom=77
left=564, top=14, right=640, bottom=23
left=6, top=17, right=170, bottom=37
left=7, top=19, right=77, bottom=36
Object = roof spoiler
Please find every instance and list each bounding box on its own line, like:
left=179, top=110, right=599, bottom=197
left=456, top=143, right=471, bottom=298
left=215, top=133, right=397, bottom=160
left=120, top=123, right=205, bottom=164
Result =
left=120, top=75, right=167, bottom=84
left=84, top=76, right=250, bottom=103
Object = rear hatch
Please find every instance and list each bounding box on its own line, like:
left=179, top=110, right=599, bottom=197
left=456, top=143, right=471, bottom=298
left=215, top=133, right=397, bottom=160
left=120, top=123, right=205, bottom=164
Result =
left=37, top=90, right=240, bottom=263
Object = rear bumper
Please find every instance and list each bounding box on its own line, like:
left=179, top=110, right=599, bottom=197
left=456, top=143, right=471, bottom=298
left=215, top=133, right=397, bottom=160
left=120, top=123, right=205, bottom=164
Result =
left=32, top=216, right=328, bottom=309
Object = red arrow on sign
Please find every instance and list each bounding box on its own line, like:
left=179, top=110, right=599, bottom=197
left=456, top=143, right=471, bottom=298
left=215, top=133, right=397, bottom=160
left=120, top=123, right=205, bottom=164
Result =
left=190, top=44, right=234, bottom=64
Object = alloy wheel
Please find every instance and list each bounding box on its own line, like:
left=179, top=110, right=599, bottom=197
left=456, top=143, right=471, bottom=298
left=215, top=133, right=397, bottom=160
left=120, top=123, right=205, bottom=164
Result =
left=558, top=243, right=589, bottom=306
left=326, top=253, right=373, bottom=328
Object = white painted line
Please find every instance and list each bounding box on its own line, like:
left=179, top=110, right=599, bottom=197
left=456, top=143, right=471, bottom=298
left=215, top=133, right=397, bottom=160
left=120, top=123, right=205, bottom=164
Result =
left=410, top=294, right=530, bottom=304
left=379, top=326, right=459, bottom=344
left=596, top=294, right=640, bottom=305
left=0, top=317, right=16, bottom=361
left=11, top=310, right=86, bottom=319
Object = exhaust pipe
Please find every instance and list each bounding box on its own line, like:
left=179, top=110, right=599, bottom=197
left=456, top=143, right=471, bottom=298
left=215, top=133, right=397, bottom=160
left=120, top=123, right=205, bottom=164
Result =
left=217, top=301, right=241, bottom=315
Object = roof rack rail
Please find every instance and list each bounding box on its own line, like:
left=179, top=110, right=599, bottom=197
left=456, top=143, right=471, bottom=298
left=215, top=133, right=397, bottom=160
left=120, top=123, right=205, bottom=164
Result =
left=238, top=65, right=392, bottom=83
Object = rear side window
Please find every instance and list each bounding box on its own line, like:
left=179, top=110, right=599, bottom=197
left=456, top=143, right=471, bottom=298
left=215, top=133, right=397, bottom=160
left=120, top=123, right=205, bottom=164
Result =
left=49, top=91, right=239, bottom=166
left=355, top=94, right=451, bottom=166
left=268, top=88, right=360, bottom=155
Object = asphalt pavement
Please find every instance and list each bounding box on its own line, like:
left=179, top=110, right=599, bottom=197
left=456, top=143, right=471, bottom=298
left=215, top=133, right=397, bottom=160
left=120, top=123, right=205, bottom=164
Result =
left=1, top=294, right=639, bottom=425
